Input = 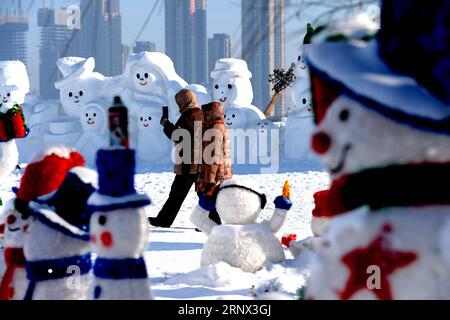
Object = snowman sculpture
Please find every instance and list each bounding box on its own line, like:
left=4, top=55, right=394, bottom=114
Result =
left=87, top=148, right=152, bottom=300
left=136, top=106, right=171, bottom=163
left=304, top=0, right=450, bottom=299
left=41, top=57, right=105, bottom=147
left=191, top=178, right=293, bottom=273
left=0, top=60, right=30, bottom=177
left=106, top=52, right=187, bottom=118
left=55, top=57, right=105, bottom=119
left=0, top=200, right=29, bottom=300
left=211, top=58, right=265, bottom=129
left=25, top=164, right=97, bottom=300
left=75, top=100, right=109, bottom=167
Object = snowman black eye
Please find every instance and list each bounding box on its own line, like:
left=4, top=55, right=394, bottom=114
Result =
left=339, top=109, right=350, bottom=122
left=144, top=73, right=149, bottom=79
left=298, top=55, right=301, bottom=61
left=215, top=84, right=219, bottom=90
left=6, top=93, right=10, bottom=97
left=93, top=113, right=97, bottom=117
left=148, top=117, right=152, bottom=121
left=85, top=113, right=88, bottom=117
left=228, top=84, right=233, bottom=90
left=224, top=114, right=226, bottom=119
left=136, top=74, right=141, bottom=79
left=69, top=92, right=73, bottom=97
left=140, top=117, right=143, bottom=121
left=302, top=98, right=307, bottom=105
left=79, top=91, right=83, bottom=96
left=232, top=114, right=235, bottom=118
left=98, top=215, right=107, bottom=226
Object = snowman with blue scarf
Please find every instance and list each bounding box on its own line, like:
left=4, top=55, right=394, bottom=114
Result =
left=25, top=166, right=98, bottom=300
left=87, top=148, right=152, bottom=300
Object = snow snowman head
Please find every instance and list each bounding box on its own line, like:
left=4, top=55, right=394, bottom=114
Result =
left=211, top=58, right=253, bottom=109
left=124, top=52, right=187, bottom=99
left=294, top=46, right=309, bottom=79
left=80, top=101, right=107, bottom=133
left=223, top=107, right=248, bottom=129
left=0, top=60, right=30, bottom=106
left=55, top=57, right=105, bottom=118
left=216, top=178, right=266, bottom=225
left=256, top=119, right=276, bottom=135
left=311, top=95, right=450, bottom=179
left=131, top=64, right=165, bottom=96
left=90, top=208, right=148, bottom=258
left=137, top=107, right=159, bottom=132
left=1, top=199, right=30, bottom=248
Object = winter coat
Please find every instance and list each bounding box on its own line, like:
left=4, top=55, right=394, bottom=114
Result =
left=163, top=89, right=203, bottom=175
left=196, top=102, right=233, bottom=193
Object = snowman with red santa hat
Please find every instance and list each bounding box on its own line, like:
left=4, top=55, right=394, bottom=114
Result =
left=87, top=102, right=152, bottom=300
left=23, top=148, right=97, bottom=300
left=0, top=145, right=85, bottom=300
left=303, top=0, right=450, bottom=299
left=0, top=60, right=30, bottom=177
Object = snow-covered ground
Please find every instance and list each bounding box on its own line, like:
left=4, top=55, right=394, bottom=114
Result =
left=0, top=161, right=330, bottom=300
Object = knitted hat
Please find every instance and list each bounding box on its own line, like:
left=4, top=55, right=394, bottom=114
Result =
left=29, top=167, right=98, bottom=240
left=14, top=146, right=85, bottom=215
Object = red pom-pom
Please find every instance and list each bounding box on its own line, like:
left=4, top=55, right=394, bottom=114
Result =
left=312, top=190, right=331, bottom=218
left=281, top=234, right=297, bottom=248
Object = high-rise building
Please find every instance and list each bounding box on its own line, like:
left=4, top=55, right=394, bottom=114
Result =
left=241, top=0, right=285, bottom=119
left=208, top=33, right=231, bottom=80
left=38, top=6, right=79, bottom=99
left=165, top=0, right=207, bottom=84
left=133, top=41, right=156, bottom=53
left=78, top=0, right=122, bottom=76
left=0, top=1, right=28, bottom=65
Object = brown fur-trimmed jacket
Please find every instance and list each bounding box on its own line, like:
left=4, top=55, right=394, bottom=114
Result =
left=196, top=102, right=233, bottom=193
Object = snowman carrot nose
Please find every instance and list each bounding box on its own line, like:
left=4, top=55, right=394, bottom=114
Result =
left=312, top=131, right=332, bottom=155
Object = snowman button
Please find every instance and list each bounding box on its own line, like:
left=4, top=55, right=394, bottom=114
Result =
left=94, top=286, right=102, bottom=299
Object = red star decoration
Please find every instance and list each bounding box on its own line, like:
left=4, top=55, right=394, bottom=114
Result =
left=338, top=225, right=417, bottom=300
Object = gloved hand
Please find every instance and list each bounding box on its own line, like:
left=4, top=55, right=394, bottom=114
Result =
left=205, top=183, right=218, bottom=198
left=198, top=193, right=216, bottom=212
left=160, top=116, right=169, bottom=127
left=274, top=196, right=293, bottom=211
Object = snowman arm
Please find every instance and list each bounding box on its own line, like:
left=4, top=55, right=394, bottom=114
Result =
left=190, top=205, right=217, bottom=235
left=266, top=196, right=293, bottom=233
left=266, top=208, right=289, bottom=233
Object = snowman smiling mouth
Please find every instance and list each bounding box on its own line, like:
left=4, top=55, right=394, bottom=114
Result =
left=87, top=120, right=95, bottom=125
left=8, top=226, right=20, bottom=232
left=74, top=100, right=80, bottom=104
left=140, top=81, right=148, bottom=86
left=330, top=144, right=352, bottom=174
left=143, top=123, right=149, bottom=128
left=220, top=97, right=227, bottom=103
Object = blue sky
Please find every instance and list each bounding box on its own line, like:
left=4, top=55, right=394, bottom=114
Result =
left=2, top=0, right=375, bottom=90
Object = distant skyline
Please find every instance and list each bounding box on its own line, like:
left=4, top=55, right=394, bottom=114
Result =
left=1, top=1, right=378, bottom=92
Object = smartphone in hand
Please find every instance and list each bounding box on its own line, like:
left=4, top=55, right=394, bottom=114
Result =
left=162, top=106, right=169, bottom=119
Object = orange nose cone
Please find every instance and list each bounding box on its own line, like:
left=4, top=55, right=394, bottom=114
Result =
left=312, top=132, right=332, bottom=155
